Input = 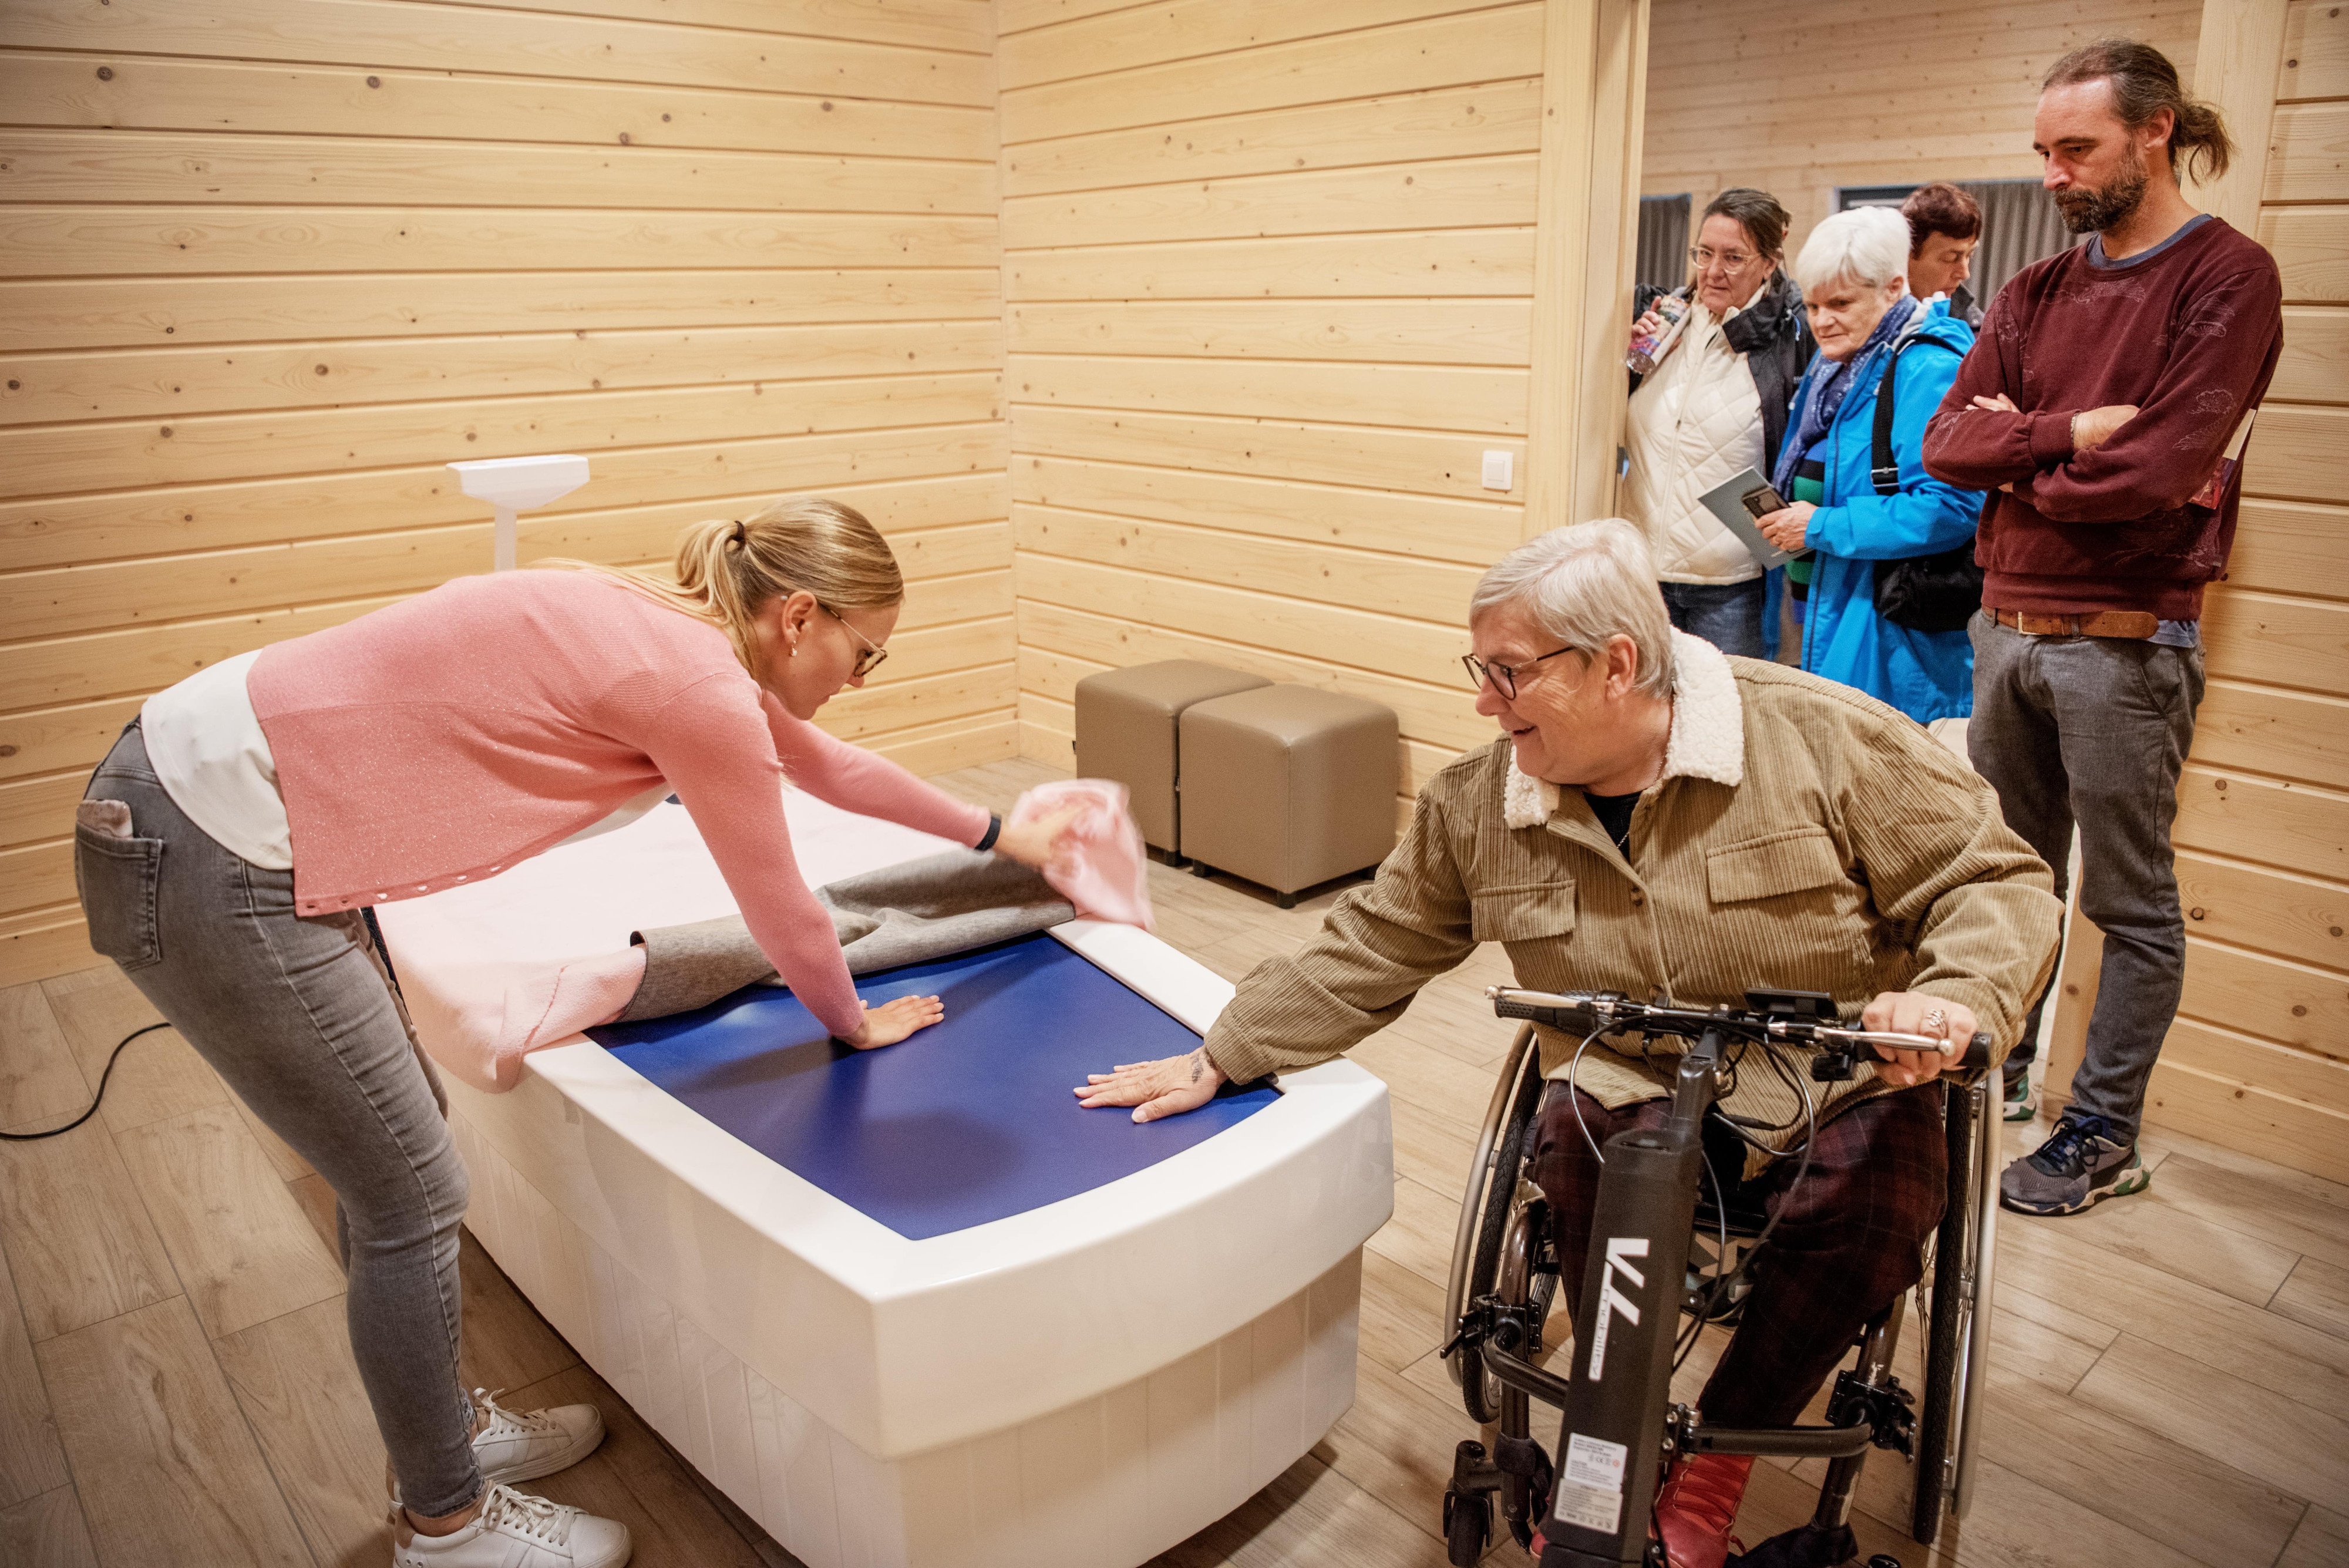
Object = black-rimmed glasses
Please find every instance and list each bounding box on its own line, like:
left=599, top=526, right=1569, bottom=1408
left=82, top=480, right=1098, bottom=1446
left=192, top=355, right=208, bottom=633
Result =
left=822, top=603, right=889, bottom=679
left=1462, top=646, right=1579, bottom=701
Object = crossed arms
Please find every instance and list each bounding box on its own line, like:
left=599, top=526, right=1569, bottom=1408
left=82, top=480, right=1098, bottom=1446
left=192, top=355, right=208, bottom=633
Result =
left=1919, top=265, right=2280, bottom=523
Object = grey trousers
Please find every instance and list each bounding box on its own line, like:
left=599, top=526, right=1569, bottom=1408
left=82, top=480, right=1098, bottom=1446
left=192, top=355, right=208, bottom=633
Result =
left=1967, top=615, right=2205, bottom=1139
left=74, top=724, right=481, bottom=1517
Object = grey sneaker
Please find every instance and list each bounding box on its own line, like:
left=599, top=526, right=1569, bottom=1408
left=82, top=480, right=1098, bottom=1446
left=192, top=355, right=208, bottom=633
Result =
left=2000, top=1112, right=2148, bottom=1216
left=2002, top=1067, right=2038, bottom=1122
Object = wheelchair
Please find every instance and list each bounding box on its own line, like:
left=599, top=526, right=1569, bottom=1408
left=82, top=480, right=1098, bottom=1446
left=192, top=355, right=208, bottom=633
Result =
left=1438, top=988, right=2003, bottom=1568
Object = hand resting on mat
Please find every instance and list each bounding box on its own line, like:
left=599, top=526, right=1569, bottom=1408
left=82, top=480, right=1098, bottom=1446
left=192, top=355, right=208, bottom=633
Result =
left=846, top=992, right=945, bottom=1049
left=1075, top=1047, right=1227, bottom=1123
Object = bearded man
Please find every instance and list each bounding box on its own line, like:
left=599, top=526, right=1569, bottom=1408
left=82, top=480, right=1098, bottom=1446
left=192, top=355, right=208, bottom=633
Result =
left=1920, top=38, right=2283, bottom=1217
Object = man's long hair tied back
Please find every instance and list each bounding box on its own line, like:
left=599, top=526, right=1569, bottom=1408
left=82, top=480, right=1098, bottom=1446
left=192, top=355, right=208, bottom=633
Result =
left=2045, top=38, right=2234, bottom=186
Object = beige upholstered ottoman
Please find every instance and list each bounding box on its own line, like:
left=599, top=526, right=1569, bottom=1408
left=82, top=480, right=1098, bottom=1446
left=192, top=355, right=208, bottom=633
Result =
left=1073, top=660, right=1271, bottom=859
left=1177, top=685, right=1398, bottom=907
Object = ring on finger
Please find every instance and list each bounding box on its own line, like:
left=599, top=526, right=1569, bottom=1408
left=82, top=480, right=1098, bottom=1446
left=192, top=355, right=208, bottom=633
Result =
left=1920, top=1007, right=1948, bottom=1034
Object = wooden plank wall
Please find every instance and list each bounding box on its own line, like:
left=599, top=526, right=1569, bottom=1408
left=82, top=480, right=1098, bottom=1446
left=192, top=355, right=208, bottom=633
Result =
left=996, top=0, right=1548, bottom=828
left=0, top=0, right=1009, bottom=987
left=1640, top=0, right=2202, bottom=240
left=2045, top=0, right=2349, bottom=1182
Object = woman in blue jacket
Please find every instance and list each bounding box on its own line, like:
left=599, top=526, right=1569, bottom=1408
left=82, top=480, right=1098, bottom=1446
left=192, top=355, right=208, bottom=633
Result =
left=1756, top=206, right=1985, bottom=723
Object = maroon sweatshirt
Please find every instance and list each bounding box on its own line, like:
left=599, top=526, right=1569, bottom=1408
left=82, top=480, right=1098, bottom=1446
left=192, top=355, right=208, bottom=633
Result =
left=1921, top=216, right=2282, bottom=619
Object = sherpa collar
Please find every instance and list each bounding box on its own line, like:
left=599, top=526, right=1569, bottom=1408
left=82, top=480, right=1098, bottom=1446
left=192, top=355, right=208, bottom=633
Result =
left=1502, top=630, right=1745, bottom=829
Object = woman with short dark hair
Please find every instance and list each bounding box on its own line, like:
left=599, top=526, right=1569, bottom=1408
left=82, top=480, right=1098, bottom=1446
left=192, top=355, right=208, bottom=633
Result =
left=1901, top=182, right=1985, bottom=327
left=1620, top=187, right=1815, bottom=657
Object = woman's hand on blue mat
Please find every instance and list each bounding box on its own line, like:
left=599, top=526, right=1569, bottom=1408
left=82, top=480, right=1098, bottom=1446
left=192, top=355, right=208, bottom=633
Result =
left=1075, top=1047, right=1226, bottom=1123
left=845, top=993, right=945, bottom=1049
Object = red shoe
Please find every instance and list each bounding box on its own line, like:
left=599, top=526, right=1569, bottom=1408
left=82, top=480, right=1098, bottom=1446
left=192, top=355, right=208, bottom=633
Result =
left=1653, top=1453, right=1752, bottom=1568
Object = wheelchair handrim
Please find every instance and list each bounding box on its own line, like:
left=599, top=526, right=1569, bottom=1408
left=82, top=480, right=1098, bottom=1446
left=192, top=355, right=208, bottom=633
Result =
left=1445, top=1022, right=1539, bottom=1385
left=1951, top=1075, right=2002, bottom=1518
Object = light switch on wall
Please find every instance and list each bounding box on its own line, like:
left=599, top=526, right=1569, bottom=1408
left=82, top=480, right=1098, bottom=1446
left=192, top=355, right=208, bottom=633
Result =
left=1481, top=450, right=1513, bottom=492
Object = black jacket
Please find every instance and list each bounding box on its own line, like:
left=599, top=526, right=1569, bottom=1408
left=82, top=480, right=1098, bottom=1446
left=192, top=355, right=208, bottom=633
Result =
left=1633, top=272, right=1818, bottom=472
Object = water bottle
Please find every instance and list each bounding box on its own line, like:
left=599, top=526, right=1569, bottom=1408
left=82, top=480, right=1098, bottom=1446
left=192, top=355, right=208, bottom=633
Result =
left=1627, top=291, right=1691, bottom=375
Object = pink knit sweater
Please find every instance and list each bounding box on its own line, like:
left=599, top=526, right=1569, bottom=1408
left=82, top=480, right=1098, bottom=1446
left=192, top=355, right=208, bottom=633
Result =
left=246, top=570, right=990, bottom=1039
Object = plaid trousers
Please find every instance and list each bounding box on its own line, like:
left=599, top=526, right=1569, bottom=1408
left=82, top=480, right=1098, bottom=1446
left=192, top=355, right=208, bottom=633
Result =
left=1529, top=1081, right=1948, bottom=1429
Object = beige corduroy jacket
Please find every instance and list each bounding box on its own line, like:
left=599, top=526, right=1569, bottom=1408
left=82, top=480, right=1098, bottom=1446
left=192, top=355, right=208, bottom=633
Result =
left=1202, top=633, right=2063, bottom=1161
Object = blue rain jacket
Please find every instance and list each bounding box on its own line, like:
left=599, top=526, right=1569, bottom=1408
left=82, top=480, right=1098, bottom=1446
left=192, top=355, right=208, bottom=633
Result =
left=1792, top=304, right=1985, bottom=723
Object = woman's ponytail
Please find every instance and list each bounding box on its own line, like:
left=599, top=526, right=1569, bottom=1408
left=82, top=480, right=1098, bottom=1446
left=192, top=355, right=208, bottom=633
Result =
left=537, top=497, right=903, bottom=675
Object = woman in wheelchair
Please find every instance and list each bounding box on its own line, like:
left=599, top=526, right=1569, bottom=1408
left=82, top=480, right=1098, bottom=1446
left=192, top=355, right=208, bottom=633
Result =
left=1079, top=520, right=2061, bottom=1567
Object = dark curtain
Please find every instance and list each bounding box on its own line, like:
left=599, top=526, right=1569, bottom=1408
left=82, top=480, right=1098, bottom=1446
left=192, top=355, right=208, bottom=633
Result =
left=1636, top=194, right=1691, bottom=293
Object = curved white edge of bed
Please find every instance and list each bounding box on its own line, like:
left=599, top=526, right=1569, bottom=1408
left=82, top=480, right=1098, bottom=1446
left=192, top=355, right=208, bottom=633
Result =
left=449, top=916, right=1394, bottom=1463
left=453, top=1090, right=1378, bottom=1568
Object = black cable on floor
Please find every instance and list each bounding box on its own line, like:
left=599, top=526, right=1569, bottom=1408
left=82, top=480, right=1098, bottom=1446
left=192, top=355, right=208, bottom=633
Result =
left=0, top=1022, right=171, bottom=1141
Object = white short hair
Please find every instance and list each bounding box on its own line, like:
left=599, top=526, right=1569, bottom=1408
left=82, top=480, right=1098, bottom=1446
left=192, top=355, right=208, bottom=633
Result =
left=1469, top=520, right=1675, bottom=700
left=1792, top=206, right=1913, bottom=296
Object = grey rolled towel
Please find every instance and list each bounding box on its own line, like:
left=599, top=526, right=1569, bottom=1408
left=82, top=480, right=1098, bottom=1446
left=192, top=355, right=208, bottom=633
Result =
left=616, top=850, right=1075, bottom=1024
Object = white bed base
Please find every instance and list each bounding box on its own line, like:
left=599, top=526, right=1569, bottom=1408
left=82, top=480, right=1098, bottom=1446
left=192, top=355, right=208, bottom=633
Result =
left=455, top=1108, right=1364, bottom=1567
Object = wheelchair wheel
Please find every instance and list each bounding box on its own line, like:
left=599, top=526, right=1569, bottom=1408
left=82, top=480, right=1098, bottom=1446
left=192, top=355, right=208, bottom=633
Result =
left=1455, top=1038, right=1548, bottom=1425
left=1443, top=1479, right=1491, bottom=1566
left=1911, top=1078, right=1982, bottom=1545
left=1497, top=1194, right=1558, bottom=1354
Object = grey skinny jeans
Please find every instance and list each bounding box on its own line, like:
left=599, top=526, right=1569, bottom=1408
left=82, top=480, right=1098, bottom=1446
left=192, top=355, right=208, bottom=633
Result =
left=1968, top=614, right=2205, bottom=1140
left=74, top=722, right=480, bottom=1517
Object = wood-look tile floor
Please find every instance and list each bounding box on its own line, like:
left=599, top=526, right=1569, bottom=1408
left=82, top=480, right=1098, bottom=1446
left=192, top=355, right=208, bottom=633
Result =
left=2, top=753, right=2343, bottom=1567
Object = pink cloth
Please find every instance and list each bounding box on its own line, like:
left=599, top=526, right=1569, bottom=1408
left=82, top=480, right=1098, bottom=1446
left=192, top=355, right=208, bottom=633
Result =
left=247, top=570, right=989, bottom=1041
left=1010, top=780, right=1154, bottom=931
left=497, top=947, right=648, bottom=1075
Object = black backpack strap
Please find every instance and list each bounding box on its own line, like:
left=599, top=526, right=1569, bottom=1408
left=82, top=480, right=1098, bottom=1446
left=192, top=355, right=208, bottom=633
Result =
left=1870, top=334, right=1916, bottom=497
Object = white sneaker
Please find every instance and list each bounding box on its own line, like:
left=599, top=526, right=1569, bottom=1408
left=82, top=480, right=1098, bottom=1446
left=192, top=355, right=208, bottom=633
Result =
left=393, top=1483, right=631, bottom=1567
left=471, top=1387, right=605, bottom=1486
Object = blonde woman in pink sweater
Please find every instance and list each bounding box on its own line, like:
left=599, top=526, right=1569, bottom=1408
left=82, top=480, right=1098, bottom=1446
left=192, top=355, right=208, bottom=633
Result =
left=72, top=499, right=1072, bottom=1568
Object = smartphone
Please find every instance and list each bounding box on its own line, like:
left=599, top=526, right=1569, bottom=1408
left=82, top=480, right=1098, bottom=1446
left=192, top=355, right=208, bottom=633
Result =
left=1738, top=481, right=1787, bottom=521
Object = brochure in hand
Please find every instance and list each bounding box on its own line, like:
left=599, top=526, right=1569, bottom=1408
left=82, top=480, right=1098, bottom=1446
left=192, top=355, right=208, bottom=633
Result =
left=1697, top=466, right=1808, bottom=571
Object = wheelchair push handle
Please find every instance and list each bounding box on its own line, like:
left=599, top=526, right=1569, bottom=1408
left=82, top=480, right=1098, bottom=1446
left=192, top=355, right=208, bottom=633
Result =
left=1484, top=987, right=1994, bottom=1070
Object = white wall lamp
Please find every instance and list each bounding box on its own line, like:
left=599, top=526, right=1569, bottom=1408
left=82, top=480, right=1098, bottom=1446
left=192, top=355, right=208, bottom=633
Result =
left=446, top=453, right=591, bottom=571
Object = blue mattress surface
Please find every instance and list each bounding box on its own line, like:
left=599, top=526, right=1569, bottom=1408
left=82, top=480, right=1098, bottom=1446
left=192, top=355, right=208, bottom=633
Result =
left=588, top=933, right=1278, bottom=1240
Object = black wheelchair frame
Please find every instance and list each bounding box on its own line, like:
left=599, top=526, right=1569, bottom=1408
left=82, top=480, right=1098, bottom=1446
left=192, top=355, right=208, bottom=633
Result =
left=1439, top=988, right=2004, bottom=1568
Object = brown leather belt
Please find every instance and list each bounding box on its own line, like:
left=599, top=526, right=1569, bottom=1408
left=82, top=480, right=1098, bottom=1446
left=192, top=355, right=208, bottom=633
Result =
left=1990, top=607, right=2159, bottom=640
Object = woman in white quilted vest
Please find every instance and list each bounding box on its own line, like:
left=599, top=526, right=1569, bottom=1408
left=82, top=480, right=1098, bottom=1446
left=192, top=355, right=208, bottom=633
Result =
left=1622, top=188, right=1817, bottom=657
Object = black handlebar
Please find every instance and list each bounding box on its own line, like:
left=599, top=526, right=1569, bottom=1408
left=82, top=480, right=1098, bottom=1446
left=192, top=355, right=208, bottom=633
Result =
left=1488, top=987, right=1994, bottom=1074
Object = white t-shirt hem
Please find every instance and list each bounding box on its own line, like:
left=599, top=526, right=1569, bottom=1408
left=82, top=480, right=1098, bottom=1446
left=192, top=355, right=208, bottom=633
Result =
left=140, top=649, right=296, bottom=870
